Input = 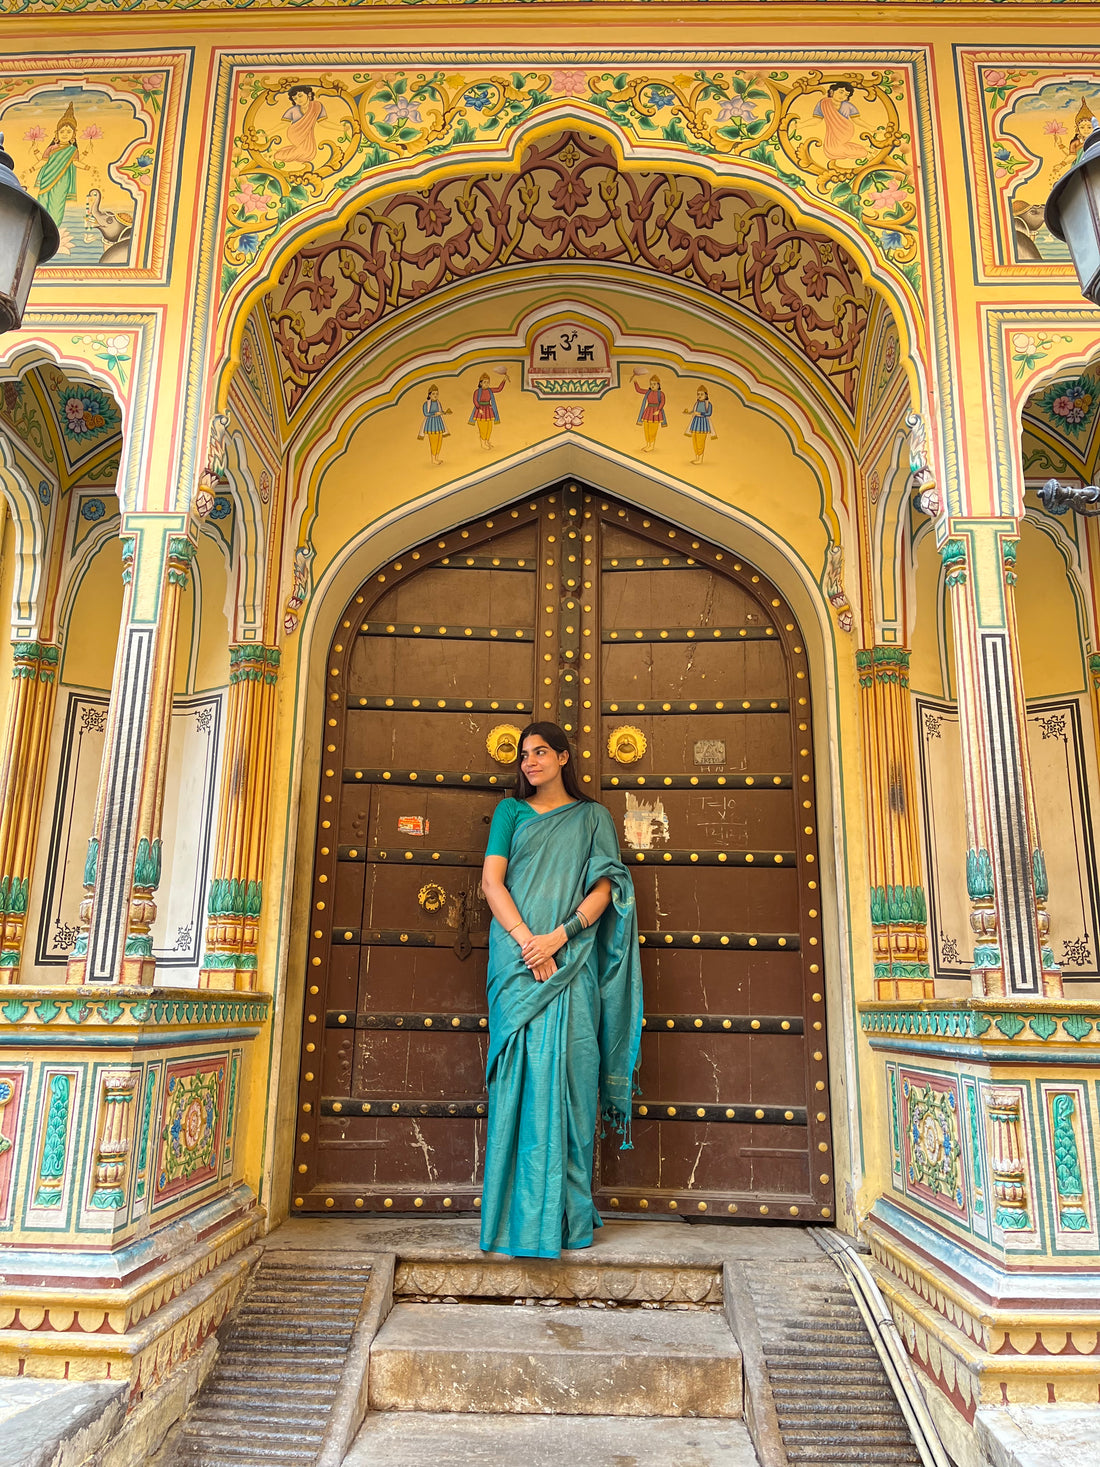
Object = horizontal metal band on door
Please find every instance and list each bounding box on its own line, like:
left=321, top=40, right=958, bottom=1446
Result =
left=328, top=927, right=800, bottom=949
left=436, top=556, right=538, bottom=570
left=358, top=623, right=534, bottom=641
left=323, top=1011, right=804, bottom=1034
left=603, top=699, right=790, bottom=714
left=602, top=556, right=705, bottom=571
left=337, top=845, right=798, bottom=869
left=318, top=1097, right=808, bottom=1125
left=341, top=769, right=793, bottom=790
left=347, top=697, right=537, bottom=713
left=603, top=626, right=778, bottom=643
left=605, top=774, right=792, bottom=789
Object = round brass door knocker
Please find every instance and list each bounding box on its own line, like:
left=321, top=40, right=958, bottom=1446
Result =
left=486, top=724, right=522, bottom=764
left=607, top=725, right=647, bottom=764
left=418, top=882, right=447, bottom=912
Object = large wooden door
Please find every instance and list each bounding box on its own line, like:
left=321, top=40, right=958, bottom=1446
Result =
left=293, top=484, right=834, bottom=1222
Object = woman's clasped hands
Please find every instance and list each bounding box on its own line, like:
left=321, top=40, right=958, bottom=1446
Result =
left=519, top=926, right=566, bottom=983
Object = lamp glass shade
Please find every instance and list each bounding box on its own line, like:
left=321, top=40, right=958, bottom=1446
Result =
left=0, top=183, right=45, bottom=334
left=1046, top=129, right=1100, bottom=306
left=1058, top=165, right=1100, bottom=304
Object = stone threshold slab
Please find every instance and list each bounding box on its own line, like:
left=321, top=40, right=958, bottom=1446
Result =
left=345, top=1411, right=761, bottom=1466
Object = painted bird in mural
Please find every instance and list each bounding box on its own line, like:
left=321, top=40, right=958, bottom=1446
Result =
left=84, top=190, right=133, bottom=266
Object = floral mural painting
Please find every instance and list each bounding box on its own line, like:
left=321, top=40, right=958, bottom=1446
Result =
left=961, top=52, right=1100, bottom=277
left=220, top=62, right=922, bottom=296
left=154, top=1058, right=226, bottom=1206
left=0, top=57, right=187, bottom=278
left=1032, top=374, right=1098, bottom=438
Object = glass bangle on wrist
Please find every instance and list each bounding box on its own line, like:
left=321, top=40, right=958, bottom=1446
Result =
left=562, top=914, right=585, bottom=941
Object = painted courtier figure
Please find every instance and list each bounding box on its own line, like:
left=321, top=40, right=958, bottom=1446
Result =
left=274, top=85, right=328, bottom=167
left=469, top=368, right=509, bottom=450
left=683, top=385, right=717, bottom=464
left=34, top=102, right=81, bottom=227
left=634, top=372, right=667, bottom=452
left=417, top=384, right=452, bottom=465
left=813, top=81, right=860, bottom=164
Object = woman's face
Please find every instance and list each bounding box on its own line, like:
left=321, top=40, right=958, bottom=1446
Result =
left=520, top=734, right=568, bottom=788
left=57, top=125, right=76, bottom=145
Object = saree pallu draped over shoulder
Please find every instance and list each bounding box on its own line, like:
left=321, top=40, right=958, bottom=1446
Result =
left=480, top=800, right=643, bottom=1259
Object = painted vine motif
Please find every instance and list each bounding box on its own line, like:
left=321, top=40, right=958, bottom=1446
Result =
left=268, top=131, right=871, bottom=416
left=224, top=65, right=919, bottom=294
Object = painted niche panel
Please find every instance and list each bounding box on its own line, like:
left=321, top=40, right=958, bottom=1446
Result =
left=899, top=1067, right=969, bottom=1225
left=917, top=697, right=1100, bottom=982
left=0, top=53, right=190, bottom=280
left=0, top=1066, right=28, bottom=1230
left=32, top=691, right=222, bottom=976
left=959, top=50, right=1100, bottom=280
left=152, top=1053, right=228, bottom=1211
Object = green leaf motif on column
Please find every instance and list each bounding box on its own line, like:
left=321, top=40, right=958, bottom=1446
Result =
left=966, top=848, right=994, bottom=901
left=994, top=1014, right=1026, bottom=1038
left=1051, top=1094, right=1087, bottom=1228
left=1032, top=849, right=1049, bottom=902
left=34, top=1074, right=71, bottom=1207
left=995, top=1206, right=1030, bottom=1230
left=1028, top=1014, right=1057, bottom=1040
left=246, top=880, right=262, bottom=917
left=124, top=934, right=153, bottom=958
left=889, top=1068, right=901, bottom=1176
left=84, top=837, right=99, bottom=889
left=133, top=837, right=162, bottom=891
left=870, top=885, right=927, bottom=926
left=1064, top=1015, right=1093, bottom=1041
left=973, top=944, right=1001, bottom=968
left=941, top=537, right=968, bottom=588
left=0, top=876, right=27, bottom=916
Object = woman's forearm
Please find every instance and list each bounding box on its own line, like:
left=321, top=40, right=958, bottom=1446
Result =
left=481, top=876, right=529, bottom=940
left=576, top=878, right=612, bottom=927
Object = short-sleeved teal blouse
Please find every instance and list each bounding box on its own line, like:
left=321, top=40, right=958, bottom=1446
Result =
left=485, top=797, right=577, bottom=859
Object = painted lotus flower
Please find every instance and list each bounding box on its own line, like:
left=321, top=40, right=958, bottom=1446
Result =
left=384, top=97, right=422, bottom=125
left=553, top=405, right=585, bottom=431
left=551, top=69, right=588, bottom=95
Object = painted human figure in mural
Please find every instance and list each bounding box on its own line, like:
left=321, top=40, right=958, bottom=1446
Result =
left=813, top=81, right=861, bottom=164
left=683, top=386, right=717, bottom=464
left=1049, top=98, right=1099, bottom=188
left=634, top=373, right=667, bottom=452
left=34, top=103, right=82, bottom=227
left=469, top=369, right=509, bottom=450
left=274, top=86, right=328, bottom=167
left=418, top=384, right=452, bottom=465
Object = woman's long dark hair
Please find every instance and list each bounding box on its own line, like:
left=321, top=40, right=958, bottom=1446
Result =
left=514, top=722, right=593, bottom=803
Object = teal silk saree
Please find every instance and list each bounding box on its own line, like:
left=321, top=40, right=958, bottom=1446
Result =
left=480, top=799, right=643, bottom=1259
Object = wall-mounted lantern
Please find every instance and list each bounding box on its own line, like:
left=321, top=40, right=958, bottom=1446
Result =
left=0, top=133, right=60, bottom=335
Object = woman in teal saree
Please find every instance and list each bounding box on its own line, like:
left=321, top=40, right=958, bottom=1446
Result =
left=479, top=723, right=643, bottom=1259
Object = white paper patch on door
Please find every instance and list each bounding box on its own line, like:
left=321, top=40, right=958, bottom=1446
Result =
left=623, top=793, right=669, bottom=850
left=398, top=816, right=429, bottom=835
left=694, top=739, right=726, bottom=766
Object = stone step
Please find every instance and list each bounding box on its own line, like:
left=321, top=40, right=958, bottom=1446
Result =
left=343, top=1411, right=760, bottom=1466
left=368, top=1301, right=742, bottom=1418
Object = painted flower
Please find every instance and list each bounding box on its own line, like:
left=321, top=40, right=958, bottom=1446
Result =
left=880, top=230, right=904, bottom=250
left=685, top=190, right=723, bottom=229
left=551, top=69, right=588, bottom=95
left=140, top=74, right=163, bottom=93
left=1052, top=390, right=1093, bottom=425
left=210, top=495, right=232, bottom=521
left=237, top=233, right=259, bottom=258
left=801, top=260, right=831, bottom=300
left=549, top=173, right=591, bottom=214
left=866, top=179, right=909, bottom=211
left=415, top=198, right=452, bottom=237
left=647, top=88, right=676, bottom=110
left=259, top=470, right=271, bottom=504
left=717, top=95, right=757, bottom=124
left=1044, top=119, right=1068, bottom=137
left=2, top=382, right=20, bottom=412
left=553, top=405, right=585, bottom=431
left=984, top=70, right=1007, bottom=88
left=80, top=498, right=106, bottom=522
left=233, top=180, right=271, bottom=217
left=59, top=386, right=118, bottom=439
left=80, top=125, right=103, bottom=142
left=22, top=126, right=45, bottom=143
left=464, top=87, right=493, bottom=113
left=38, top=480, right=51, bottom=506
left=384, top=97, right=422, bottom=125
left=54, top=227, right=73, bottom=257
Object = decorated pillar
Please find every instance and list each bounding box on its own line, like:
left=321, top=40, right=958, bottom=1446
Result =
left=941, top=519, right=1060, bottom=999
left=857, top=646, right=932, bottom=1000
left=67, top=522, right=197, bottom=987
left=0, top=641, right=61, bottom=982
left=199, top=644, right=280, bottom=990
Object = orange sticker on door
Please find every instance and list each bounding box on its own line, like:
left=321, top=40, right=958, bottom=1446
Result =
left=398, top=816, right=429, bottom=835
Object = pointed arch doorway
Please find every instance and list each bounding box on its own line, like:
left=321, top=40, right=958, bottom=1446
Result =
left=293, top=482, right=833, bottom=1223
